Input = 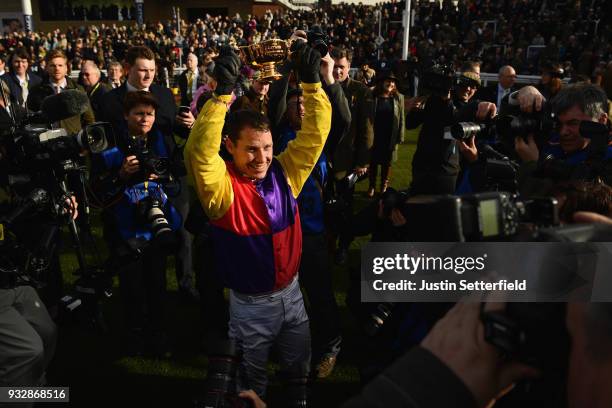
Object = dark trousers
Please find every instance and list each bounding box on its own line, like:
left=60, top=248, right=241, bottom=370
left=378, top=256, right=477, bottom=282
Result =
left=172, top=178, right=195, bottom=291
left=193, top=233, right=229, bottom=337
left=410, top=172, right=458, bottom=195
left=118, top=245, right=168, bottom=332
left=299, top=233, right=341, bottom=357
left=333, top=179, right=356, bottom=251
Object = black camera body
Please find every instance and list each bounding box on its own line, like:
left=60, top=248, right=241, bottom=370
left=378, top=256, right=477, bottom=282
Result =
left=419, top=62, right=456, bottom=98
left=126, top=135, right=172, bottom=182
left=383, top=189, right=559, bottom=242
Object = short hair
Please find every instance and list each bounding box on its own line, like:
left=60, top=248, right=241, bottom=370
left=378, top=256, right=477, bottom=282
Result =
left=125, top=46, right=155, bottom=66
left=554, top=180, right=612, bottom=222
left=226, top=109, right=271, bottom=143
left=46, top=48, right=68, bottom=63
left=81, top=60, right=100, bottom=74
left=108, top=60, right=122, bottom=69
left=498, top=65, right=515, bottom=76
left=11, top=48, right=31, bottom=63
left=460, top=61, right=480, bottom=74
left=330, top=46, right=353, bottom=63
left=123, top=91, right=158, bottom=115
left=551, top=83, right=609, bottom=119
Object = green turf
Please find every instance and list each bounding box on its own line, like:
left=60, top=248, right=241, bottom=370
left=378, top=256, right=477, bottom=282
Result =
left=51, top=132, right=418, bottom=407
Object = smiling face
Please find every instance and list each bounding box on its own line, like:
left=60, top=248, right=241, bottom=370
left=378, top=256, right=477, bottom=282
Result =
left=225, top=127, right=273, bottom=180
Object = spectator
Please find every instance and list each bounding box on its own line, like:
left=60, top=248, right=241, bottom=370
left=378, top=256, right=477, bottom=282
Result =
left=28, top=48, right=94, bottom=134
left=176, top=52, right=200, bottom=106
left=80, top=60, right=110, bottom=120
left=1, top=48, right=41, bottom=108
left=105, top=60, right=124, bottom=89
left=230, top=71, right=270, bottom=116
left=475, top=65, right=518, bottom=109
left=367, top=71, right=404, bottom=197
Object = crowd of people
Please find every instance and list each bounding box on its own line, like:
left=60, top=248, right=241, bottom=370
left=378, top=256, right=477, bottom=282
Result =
left=1, top=1, right=612, bottom=407
left=1, top=0, right=612, bottom=82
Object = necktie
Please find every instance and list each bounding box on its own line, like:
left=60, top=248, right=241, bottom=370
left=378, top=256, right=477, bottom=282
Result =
left=54, top=85, right=62, bottom=95
left=21, top=81, right=28, bottom=107
left=187, top=71, right=194, bottom=99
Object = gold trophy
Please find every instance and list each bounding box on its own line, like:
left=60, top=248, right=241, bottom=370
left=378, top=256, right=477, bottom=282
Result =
left=239, top=39, right=291, bottom=81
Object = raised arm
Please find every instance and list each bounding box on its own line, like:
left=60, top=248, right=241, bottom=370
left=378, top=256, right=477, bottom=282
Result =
left=184, top=49, right=241, bottom=220
left=277, top=44, right=332, bottom=198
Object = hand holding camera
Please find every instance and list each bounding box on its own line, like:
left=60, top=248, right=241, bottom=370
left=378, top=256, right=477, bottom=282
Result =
left=213, top=46, right=242, bottom=96
left=514, top=134, right=539, bottom=162
left=421, top=299, right=540, bottom=408
left=119, top=155, right=159, bottom=182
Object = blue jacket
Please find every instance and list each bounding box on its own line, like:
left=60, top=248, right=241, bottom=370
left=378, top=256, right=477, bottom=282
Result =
left=276, top=125, right=328, bottom=235
left=92, top=128, right=181, bottom=243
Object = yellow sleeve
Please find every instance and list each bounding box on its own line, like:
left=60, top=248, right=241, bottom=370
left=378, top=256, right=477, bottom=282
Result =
left=184, top=94, right=234, bottom=220
left=277, top=82, right=332, bottom=198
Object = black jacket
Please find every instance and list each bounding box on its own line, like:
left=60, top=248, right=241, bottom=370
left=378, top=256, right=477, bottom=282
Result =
left=175, top=70, right=204, bottom=106
left=86, top=81, right=111, bottom=121
left=407, top=95, right=481, bottom=194
left=474, top=84, right=517, bottom=107
left=99, top=82, right=188, bottom=156
left=1, top=71, right=42, bottom=107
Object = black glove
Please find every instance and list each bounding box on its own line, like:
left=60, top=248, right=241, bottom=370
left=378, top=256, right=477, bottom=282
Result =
left=291, top=41, right=321, bottom=84
left=213, top=46, right=241, bottom=96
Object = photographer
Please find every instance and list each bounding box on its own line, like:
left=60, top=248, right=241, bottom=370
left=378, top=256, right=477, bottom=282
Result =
left=100, top=46, right=199, bottom=301
left=90, top=91, right=182, bottom=357
left=408, top=65, right=496, bottom=195
left=0, top=191, right=78, bottom=407
left=184, top=44, right=331, bottom=396
left=514, top=83, right=612, bottom=196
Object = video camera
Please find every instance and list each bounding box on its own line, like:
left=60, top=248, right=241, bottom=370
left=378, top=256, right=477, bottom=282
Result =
left=0, top=189, right=112, bottom=331
left=418, top=62, right=456, bottom=98
left=1, top=90, right=113, bottom=170
left=381, top=189, right=559, bottom=242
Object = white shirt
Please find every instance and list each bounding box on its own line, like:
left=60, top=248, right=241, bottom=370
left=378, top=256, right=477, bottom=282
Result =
left=51, top=78, right=68, bottom=94
left=126, top=81, right=149, bottom=93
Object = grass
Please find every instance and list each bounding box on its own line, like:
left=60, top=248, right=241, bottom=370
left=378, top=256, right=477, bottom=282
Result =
left=49, top=131, right=418, bottom=407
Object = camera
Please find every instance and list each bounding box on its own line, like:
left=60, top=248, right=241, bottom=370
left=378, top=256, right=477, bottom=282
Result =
left=137, top=197, right=177, bottom=250
left=199, top=338, right=252, bottom=408
left=482, top=302, right=570, bottom=406
left=382, top=189, right=559, bottom=242
left=126, top=135, right=172, bottom=181
left=418, top=62, right=455, bottom=98
left=278, top=362, right=310, bottom=408
left=450, top=111, right=556, bottom=145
